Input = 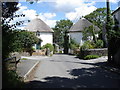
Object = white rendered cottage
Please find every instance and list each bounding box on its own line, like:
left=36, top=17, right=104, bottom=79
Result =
left=68, top=18, right=100, bottom=46
left=24, top=17, right=54, bottom=50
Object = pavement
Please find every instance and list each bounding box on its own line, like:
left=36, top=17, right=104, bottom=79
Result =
left=24, top=54, right=120, bottom=88
left=16, top=56, right=49, bottom=81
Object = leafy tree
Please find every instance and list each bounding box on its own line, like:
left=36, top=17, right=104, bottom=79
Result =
left=2, top=1, right=39, bottom=88
left=82, top=25, right=98, bottom=43
left=2, top=2, right=26, bottom=59
left=84, top=7, right=114, bottom=48
left=53, top=19, right=73, bottom=53
left=84, top=8, right=107, bottom=30
left=12, top=30, right=39, bottom=55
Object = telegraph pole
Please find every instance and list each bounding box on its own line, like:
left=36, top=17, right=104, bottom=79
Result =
left=106, top=0, right=111, bottom=63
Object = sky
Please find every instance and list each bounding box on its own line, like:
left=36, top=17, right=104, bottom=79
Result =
left=10, top=0, right=120, bottom=29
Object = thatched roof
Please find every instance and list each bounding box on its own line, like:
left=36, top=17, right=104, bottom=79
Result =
left=69, top=18, right=100, bottom=32
left=24, top=18, right=54, bottom=33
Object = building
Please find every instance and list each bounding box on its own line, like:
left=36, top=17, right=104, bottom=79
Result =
left=112, top=3, right=120, bottom=27
left=24, top=17, right=54, bottom=49
left=68, top=18, right=100, bottom=46
left=111, top=2, right=120, bottom=65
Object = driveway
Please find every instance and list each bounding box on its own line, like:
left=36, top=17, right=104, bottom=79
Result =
left=25, top=54, right=120, bottom=88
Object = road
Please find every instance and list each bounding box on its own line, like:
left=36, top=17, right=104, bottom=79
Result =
left=25, top=54, right=120, bottom=88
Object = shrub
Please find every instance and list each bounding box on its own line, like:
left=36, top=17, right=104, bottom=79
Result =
left=84, top=55, right=100, bottom=60
left=41, top=43, right=54, bottom=52
left=3, top=70, right=25, bottom=88
left=70, top=38, right=80, bottom=50
left=95, top=39, right=104, bottom=48
left=80, top=41, right=94, bottom=51
left=59, top=51, right=63, bottom=53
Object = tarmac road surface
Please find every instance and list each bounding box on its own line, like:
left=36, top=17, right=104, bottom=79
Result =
left=25, top=54, right=120, bottom=88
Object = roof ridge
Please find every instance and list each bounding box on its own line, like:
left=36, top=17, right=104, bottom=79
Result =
left=24, top=18, right=54, bottom=32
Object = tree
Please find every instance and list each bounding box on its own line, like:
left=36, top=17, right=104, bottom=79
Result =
left=84, top=7, right=114, bottom=47
left=2, top=2, right=19, bottom=59
left=2, top=1, right=41, bottom=88
left=82, top=25, right=98, bottom=43
left=53, top=19, right=73, bottom=52
left=84, top=8, right=107, bottom=30
left=12, top=30, right=39, bottom=55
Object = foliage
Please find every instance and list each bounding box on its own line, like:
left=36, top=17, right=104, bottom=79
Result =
left=3, top=30, right=39, bottom=58
left=2, top=2, right=26, bottom=59
left=3, top=70, right=25, bottom=88
left=82, top=25, right=98, bottom=43
left=53, top=19, right=73, bottom=48
left=84, top=8, right=107, bottom=30
left=59, top=51, right=63, bottom=53
left=17, top=30, right=39, bottom=50
left=21, top=58, right=28, bottom=60
left=63, top=32, right=69, bottom=54
left=95, top=39, right=104, bottom=48
left=80, top=41, right=95, bottom=51
left=69, top=38, right=80, bottom=50
left=84, top=55, right=100, bottom=60
left=84, top=8, right=114, bottom=47
left=41, top=43, right=54, bottom=52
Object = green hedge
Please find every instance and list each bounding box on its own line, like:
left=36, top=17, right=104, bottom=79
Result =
left=84, top=55, right=100, bottom=60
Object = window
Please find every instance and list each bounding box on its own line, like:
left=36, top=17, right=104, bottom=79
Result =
left=36, top=31, right=40, bottom=36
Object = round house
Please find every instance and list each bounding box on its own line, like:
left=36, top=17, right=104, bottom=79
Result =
left=24, top=17, right=54, bottom=49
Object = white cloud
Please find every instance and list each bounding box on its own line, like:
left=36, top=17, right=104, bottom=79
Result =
left=38, top=13, right=57, bottom=27
left=39, top=13, right=56, bottom=19
left=37, top=0, right=97, bottom=21
left=9, top=3, right=57, bottom=29
left=65, top=3, right=97, bottom=21
left=45, top=20, right=57, bottom=28
left=17, top=3, right=21, bottom=7
left=53, top=0, right=86, bottom=12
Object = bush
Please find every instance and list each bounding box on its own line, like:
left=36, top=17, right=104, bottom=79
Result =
left=70, top=38, right=80, bottom=50
left=59, top=51, right=63, bottom=53
left=80, top=41, right=94, bottom=51
left=3, top=70, right=25, bottom=88
left=95, top=39, right=104, bottom=48
left=84, top=55, right=100, bottom=60
left=41, top=43, right=54, bottom=52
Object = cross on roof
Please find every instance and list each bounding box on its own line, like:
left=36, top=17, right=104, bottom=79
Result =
left=36, top=14, right=39, bottom=18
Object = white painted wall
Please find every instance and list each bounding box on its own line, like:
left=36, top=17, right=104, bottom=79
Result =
left=37, top=33, right=53, bottom=47
left=69, top=32, right=84, bottom=46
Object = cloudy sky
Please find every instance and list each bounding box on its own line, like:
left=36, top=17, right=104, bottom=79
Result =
left=11, top=0, right=119, bottom=29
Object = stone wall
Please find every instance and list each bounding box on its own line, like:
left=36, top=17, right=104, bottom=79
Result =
left=82, top=48, right=108, bottom=57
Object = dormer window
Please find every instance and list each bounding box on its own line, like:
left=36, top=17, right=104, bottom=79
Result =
left=36, top=31, right=40, bottom=36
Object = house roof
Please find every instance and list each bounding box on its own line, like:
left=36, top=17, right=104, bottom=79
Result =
left=24, top=18, right=54, bottom=33
left=112, top=7, right=120, bottom=15
left=69, top=18, right=100, bottom=32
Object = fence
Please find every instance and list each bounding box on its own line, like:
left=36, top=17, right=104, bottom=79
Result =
left=4, top=57, right=17, bottom=71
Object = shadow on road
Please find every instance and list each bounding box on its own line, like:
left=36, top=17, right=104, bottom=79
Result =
left=24, top=64, right=120, bottom=88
